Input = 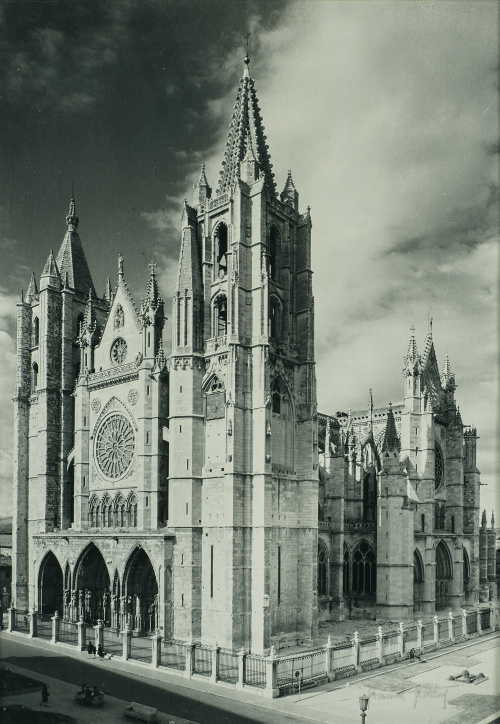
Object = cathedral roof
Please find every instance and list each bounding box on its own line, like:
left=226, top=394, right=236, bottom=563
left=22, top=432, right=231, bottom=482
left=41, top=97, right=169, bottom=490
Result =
left=56, top=199, right=95, bottom=297
left=216, top=55, right=275, bottom=196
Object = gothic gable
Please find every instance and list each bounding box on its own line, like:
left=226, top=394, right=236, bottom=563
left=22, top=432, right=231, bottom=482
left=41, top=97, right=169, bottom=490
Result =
left=94, top=281, right=141, bottom=371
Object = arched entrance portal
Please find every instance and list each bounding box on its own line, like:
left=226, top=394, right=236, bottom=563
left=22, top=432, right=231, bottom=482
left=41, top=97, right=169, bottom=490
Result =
left=123, top=547, right=158, bottom=634
left=435, top=541, right=453, bottom=609
left=74, top=543, right=111, bottom=625
left=38, top=552, right=63, bottom=616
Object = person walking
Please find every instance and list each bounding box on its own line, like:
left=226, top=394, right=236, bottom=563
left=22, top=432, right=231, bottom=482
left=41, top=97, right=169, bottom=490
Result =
left=87, top=641, right=93, bottom=657
left=40, top=684, right=49, bottom=707
left=97, top=644, right=104, bottom=659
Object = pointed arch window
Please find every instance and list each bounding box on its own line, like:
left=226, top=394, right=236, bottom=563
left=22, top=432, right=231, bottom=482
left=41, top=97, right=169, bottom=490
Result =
left=31, top=363, right=38, bottom=393
left=31, top=317, right=39, bottom=347
left=343, top=544, right=350, bottom=593
left=214, top=223, right=228, bottom=280
left=352, top=540, right=376, bottom=594
left=128, top=495, right=138, bottom=528
left=435, top=502, right=445, bottom=531
left=435, top=443, right=444, bottom=489
left=318, top=541, right=328, bottom=596
left=269, top=296, right=281, bottom=340
left=272, top=378, right=282, bottom=415
left=269, top=226, right=280, bottom=282
left=363, top=469, right=377, bottom=522
left=213, top=294, right=227, bottom=337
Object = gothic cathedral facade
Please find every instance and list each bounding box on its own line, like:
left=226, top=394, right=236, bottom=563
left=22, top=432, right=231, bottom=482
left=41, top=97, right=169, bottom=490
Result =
left=12, top=57, right=495, bottom=655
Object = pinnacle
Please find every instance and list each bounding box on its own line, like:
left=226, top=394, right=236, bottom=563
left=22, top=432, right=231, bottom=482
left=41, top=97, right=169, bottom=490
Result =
left=405, top=326, right=419, bottom=365
left=42, top=250, right=61, bottom=279
left=381, top=405, right=400, bottom=452
left=144, top=261, right=162, bottom=310
left=26, top=272, right=38, bottom=302
left=216, top=67, right=275, bottom=195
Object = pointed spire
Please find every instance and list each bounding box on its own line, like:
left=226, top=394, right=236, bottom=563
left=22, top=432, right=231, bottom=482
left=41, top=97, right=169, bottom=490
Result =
left=83, top=288, right=97, bottom=332
left=368, top=388, right=374, bottom=428
left=381, top=404, right=400, bottom=452
left=103, top=277, right=113, bottom=303
left=405, top=326, right=419, bottom=365
left=66, top=197, right=79, bottom=231
left=453, top=406, right=463, bottom=427
left=441, top=350, right=456, bottom=391
left=421, top=319, right=434, bottom=368
left=143, top=261, right=162, bottom=311
left=481, top=509, right=487, bottom=527
left=491, top=511, right=495, bottom=528
left=216, top=57, right=275, bottom=195
left=280, top=170, right=299, bottom=210
left=41, top=250, right=61, bottom=279
left=26, top=272, right=38, bottom=303
left=56, top=197, right=95, bottom=296
left=193, top=162, right=212, bottom=207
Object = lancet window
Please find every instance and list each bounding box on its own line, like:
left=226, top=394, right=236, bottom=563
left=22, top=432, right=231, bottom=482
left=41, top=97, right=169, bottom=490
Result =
left=351, top=540, right=376, bottom=594
left=213, top=294, right=227, bottom=337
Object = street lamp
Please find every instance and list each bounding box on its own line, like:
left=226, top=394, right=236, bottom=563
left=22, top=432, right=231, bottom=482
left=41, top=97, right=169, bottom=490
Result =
left=359, top=694, right=369, bottom=724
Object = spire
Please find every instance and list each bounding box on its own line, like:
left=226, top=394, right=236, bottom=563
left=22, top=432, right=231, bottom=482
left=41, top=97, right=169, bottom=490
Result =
left=142, top=261, right=163, bottom=312
left=421, top=318, right=434, bottom=367
left=368, top=388, right=374, bottom=429
left=193, top=162, right=212, bottom=207
left=216, top=56, right=275, bottom=195
left=404, top=326, right=419, bottom=366
left=118, top=253, right=124, bottom=281
left=177, top=207, right=202, bottom=295
left=26, top=272, right=38, bottom=303
left=103, top=277, right=113, bottom=303
left=481, top=509, right=487, bottom=528
left=441, top=350, right=456, bottom=390
left=491, top=511, right=495, bottom=528
left=452, top=406, right=463, bottom=426
left=56, top=198, right=95, bottom=296
left=381, top=404, right=400, bottom=452
left=41, top=250, right=61, bottom=281
left=280, top=170, right=299, bottom=210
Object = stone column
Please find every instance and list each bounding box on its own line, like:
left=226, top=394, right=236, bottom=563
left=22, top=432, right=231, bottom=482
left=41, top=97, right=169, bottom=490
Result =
left=477, top=608, right=483, bottom=635
left=353, top=631, right=360, bottom=671
left=122, top=625, right=131, bottom=660
left=398, top=623, right=404, bottom=657
left=29, top=609, right=37, bottom=638
left=448, top=611, right=454, bottom=641
left=150, top=633, right=161, bottom=669
left=416, top=620, right=423, bottom=651
left=377, top=626, right=384, bottom=664
left=433, top=615, right=439, bottom=645
left=94, top=619, right=104, bottom=651
left=51, top=611, right=60, bottom=644
left=184, top=641, right=195, bottom=679
left=7, top=607, right=14, bottom=632
left=210, top=643, right=220, bottom=683
left=263, top=646, right=278, bottom=699
left=236, top=647, right=245, bottom=690
left=325, top=636, right=333, bottom=679
left=489, top=602, right=496, bottom=631
left=77, top=617, right=86, bottom=650
left=462, top=609, right=468, bottom=639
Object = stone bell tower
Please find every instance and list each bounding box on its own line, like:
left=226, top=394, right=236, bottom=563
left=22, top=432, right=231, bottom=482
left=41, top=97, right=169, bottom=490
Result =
left=167, top=55, right=318, bottom=653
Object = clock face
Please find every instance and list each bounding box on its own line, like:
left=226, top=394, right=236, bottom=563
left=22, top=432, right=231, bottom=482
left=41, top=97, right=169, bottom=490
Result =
left=95, top=414, right=135, bottom=479
left=111, top=337, right=127, bottom=365
left=435, top=443, right=444, bottom=490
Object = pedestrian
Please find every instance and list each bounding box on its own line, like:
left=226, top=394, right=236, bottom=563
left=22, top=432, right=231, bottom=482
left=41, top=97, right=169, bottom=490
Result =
left=92, top=685, right=100, bottom=699
left=87, top=641, right=93, bottom=657
left=24, top=615, right=29, bottom=630
left=409, top=648, right=415, bottom=662
left=97, top=644, right=104, bottom=659
left=92, top=642, right=96, bottom=657
left=40, top=684, right=49, bottom=707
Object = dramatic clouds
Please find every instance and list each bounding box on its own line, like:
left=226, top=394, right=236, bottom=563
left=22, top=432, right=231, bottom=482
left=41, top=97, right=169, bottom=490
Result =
left=0, top=1, right=497, bottom=517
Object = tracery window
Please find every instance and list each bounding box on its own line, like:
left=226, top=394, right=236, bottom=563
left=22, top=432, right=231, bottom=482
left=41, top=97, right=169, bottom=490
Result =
left=31, top=363, right=38, bottom=393
left=110, top=337, right=128, bottom=365
left=435, top=443, right=444, bottom=490
left=128, top=495, right=138, bottom=528
left=95, top=414, right=135, bottom=480
left=363, top=470, right=376, bottom=522
left=352, top=540, right=376, bottom=594
left=343, top=544, right=350, bottom=593
left=435, top=502, right=446, bottom=531
left=318, top=542, right=328, bottom=596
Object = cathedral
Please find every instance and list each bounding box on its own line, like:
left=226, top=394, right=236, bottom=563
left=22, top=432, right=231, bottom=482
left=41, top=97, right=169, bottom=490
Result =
left=11, top=56, right=495, bottom=656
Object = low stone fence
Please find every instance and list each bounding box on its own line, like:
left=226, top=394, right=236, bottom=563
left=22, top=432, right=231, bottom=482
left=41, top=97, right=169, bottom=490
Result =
left=6, top=603, right=499, bottom=698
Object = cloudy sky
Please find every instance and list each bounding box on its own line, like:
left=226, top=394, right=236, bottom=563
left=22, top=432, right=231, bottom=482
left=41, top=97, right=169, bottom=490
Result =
left=0, top=1, right=498, bottom=519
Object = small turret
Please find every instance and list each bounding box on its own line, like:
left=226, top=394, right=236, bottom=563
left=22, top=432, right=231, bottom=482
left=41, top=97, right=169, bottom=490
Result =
left=40, top=250, right=62, bottom=291
left=78, top=288, right=99, bottom=373
left=192, top=163, right=212, bottom=208
left=140, top=261, right=165, bottom=358
left=280, top=170, right=299, bottom=211
left=103, top=277, right=113, bottom=304
left=26, top=273, right=39, bottom=303
left=403, top=326, right=422, bottom=410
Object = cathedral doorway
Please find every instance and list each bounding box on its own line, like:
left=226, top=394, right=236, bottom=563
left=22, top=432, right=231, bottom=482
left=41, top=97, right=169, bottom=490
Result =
left=123, top=547, right=158, bottom=635
left=38, top=551, right=63, bottom=616
left=435, top=541, right=452, bottom=609
left=73, top=543, right=111, bottom=625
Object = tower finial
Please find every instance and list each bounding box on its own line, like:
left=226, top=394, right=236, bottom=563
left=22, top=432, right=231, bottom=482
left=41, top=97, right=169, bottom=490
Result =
left=118, top=253, right=124, bottom=281
left=244, top=32, right=251, bottom=77
left=66, top=196, right=79, bottom=231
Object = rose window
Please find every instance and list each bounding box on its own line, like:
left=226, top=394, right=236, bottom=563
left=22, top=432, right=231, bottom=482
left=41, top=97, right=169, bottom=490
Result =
left=111, top=338, right=127, bottom=365
left=95, top=414, right=135, bottom=479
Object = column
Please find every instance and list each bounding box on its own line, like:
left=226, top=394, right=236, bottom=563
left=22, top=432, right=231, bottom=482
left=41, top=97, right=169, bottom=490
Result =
left=263, top=646, right=279, bottom=699
left=150, top=633, right=161, bottom=669
left=210, top=643, right=220, bottom=683
left=489, top=602, right=496, bottom=631
left=237, top=647, right=245, bottom=690
left=462, top=608, right=468, bottom=638
left=325, top=636, right=333, bottom=680
left=184, top=641, right=195, bottom=679
left=353, top=631, right=360, bottom=671
left=122, top=625, right=132, bottom=660
left=433, top=615, right=439, bottom=645
left=398, top=623, right=404, bottom=657
left=416, top=620, right=423, bottom=651
left=77, top=617, right=86, bottom=650
left=448, top=611, right=454, bottom=641
left=7, top=607, right=14, bottom=632
left=29, top=609, right=37, bottom=638
left=94, top=619, right=104, bottom=651
left=376, top=627, right=384, bottom=664
left=51, top=611, right=60, bottom=644
left=477, top=608, right=482, bottom=635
